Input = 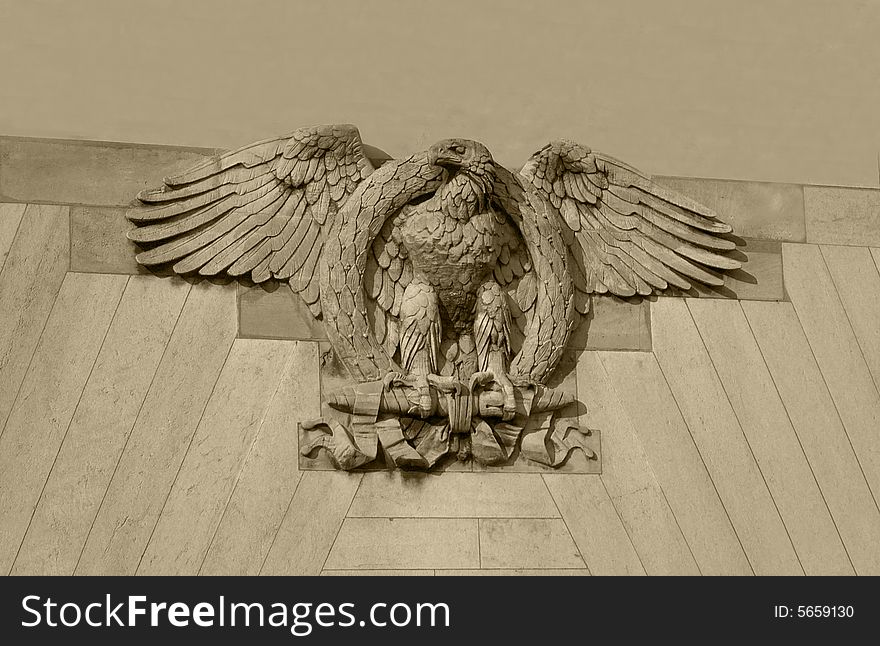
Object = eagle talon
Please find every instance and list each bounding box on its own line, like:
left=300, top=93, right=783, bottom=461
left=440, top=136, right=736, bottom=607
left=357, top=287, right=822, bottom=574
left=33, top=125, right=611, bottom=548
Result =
left=383, top=371, right=411, bottom=390
left=382, top=370, right=404, bottom=390
left=469, top=371, right=496, bottom=391
left=426, top=374, right=462, bottom=395
left=383, top=370, right=434, bottom=417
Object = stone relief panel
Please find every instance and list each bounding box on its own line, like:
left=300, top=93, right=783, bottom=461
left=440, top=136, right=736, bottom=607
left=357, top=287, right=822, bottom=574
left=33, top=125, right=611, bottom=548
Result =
left=126, top=124, right=740, bottom=471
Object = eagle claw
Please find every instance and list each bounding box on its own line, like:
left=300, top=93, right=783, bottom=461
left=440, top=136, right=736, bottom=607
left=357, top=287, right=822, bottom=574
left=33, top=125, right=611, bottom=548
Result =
left=426, top=375, right=462, bottom=396
left=383, top=371, right=458, bottom=418
left=382, top=371, right=408, bottom=390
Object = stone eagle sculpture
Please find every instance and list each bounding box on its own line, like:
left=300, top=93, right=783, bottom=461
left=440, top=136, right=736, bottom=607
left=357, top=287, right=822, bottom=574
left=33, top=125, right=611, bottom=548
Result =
left=128, top=124, right=739, bottom=471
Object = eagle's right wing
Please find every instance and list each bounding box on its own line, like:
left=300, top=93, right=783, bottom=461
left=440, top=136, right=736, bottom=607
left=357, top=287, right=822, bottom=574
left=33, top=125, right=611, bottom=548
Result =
left=127, top=124, right=375, bottom=317
left=520, top=140, right=740, bottom=310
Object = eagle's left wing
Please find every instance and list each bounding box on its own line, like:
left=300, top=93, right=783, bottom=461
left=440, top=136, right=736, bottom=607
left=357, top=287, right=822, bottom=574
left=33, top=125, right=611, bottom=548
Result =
left=519, top=140, right=740, bottom=310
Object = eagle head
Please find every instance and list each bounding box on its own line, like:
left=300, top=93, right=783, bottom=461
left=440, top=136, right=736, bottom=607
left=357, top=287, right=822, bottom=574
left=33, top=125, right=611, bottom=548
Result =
left=429, top=139, right=496, bottom=216
left=429, top=139, right=494, bottom=176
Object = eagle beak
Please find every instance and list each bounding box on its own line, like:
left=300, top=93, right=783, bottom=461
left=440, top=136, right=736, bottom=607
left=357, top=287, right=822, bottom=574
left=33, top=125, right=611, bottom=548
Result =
left=428, top=144, right=462, bottom=169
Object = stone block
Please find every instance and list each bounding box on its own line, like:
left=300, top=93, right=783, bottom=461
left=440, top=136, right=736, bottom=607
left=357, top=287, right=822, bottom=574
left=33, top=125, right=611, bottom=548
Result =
left=654, top=175, right=805, bottom=242
left=0, top=273, right=127, bottom=574
left=783, top=243, right=880, bottom=504
left=324, top=518, right=479, bottom=570
left=569, top=296, right=651, bottom=351
left=478, top=519, right=586, bottom=569
left=0, top=205, right=69, bottom=432
left=820, top=245, right=880, bottom=389
left=76, top=283, right=238, bottom=575
left=12, top=277, right=190, bottom=575
left=576, top=351, right=702, bottom=575
left=599, top=349, right=755, bottom=575
left=543, top=474, right=646, bottom=576
left=260, top=471, right=361, bottom=576
left=70, top=205, right=148, bottom=274
left=743, top=300, right=880, bottom=575
left=347, top=472, right=559, bottom=518
left=138, top=339, right=300, bottom=576
left=651, top=298, right=801, bottom=575
left=688, top=297, right=854, bottom=575
left=804, top=186, right=880, bottom=246
left=238, top=282, right=327, bottom=340
left=725, top=238, right=785, bottom=300
left=0, top=203, right=26, bottom=268
left=200, top=342, right=320, bottom=576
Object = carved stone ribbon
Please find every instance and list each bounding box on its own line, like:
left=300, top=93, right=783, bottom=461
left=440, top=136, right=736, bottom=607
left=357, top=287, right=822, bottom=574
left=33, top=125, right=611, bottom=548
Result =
left=301, top=379, right=594, bottom=470
left=299, top=382, right=383, bottom=470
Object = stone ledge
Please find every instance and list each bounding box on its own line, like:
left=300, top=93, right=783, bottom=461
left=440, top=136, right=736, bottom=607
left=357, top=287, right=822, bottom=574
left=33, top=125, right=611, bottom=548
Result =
left=0, top=135, right=391, bottom=208
left=8, top=133, right=880, bottom=249
left=5, top=136, right=879, bottom=213
left=0, top=136, right=222, bottom=207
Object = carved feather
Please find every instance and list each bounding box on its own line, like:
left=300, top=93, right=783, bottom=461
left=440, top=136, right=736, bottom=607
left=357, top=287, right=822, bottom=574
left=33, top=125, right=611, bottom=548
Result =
left=519, top=139, right=741, bottom=301
left=127, top=124, right=377, bottom=316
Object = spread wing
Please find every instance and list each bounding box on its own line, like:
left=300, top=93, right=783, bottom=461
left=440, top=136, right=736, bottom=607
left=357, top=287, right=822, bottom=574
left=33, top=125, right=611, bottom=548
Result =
left=127, top=124, right=375, bottom=317
left=519, top=140, right=740, bottom=313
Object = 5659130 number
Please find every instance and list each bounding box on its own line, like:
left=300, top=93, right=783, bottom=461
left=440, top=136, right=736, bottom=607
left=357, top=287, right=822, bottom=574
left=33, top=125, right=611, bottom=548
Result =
left=774, top=605, right=854, bottom=619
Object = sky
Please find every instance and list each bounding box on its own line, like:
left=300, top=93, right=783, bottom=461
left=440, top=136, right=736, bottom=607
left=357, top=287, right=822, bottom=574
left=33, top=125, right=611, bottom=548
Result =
left=0, top=0, right=878, bottom=185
